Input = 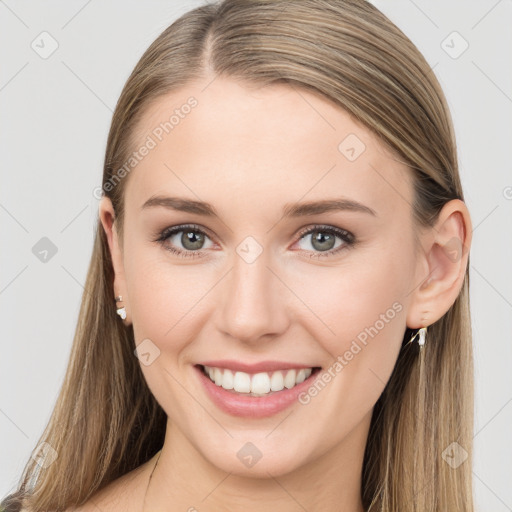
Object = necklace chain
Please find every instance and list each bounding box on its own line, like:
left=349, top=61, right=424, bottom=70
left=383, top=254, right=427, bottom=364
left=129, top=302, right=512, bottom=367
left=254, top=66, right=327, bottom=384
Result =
left=142, top=449, right=162, bottom=512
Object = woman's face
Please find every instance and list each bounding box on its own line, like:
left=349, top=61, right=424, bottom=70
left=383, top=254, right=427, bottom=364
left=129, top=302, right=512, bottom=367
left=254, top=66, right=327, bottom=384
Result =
left=101, top=76, right=424, bottom=477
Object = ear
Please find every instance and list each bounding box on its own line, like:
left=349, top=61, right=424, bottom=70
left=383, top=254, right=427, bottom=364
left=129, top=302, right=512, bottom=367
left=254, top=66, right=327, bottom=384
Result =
left=98, top=196, right=131, bottom=326
left=406, top=199, right=472, bottom=329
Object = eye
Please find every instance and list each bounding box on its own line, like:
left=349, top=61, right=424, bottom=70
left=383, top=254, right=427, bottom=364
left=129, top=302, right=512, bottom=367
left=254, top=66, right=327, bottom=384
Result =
left=294, top=224, right=355, bottom=259
left=154, top=224, right=214, bottom=259
left=154, top=223, right=355, bottom=260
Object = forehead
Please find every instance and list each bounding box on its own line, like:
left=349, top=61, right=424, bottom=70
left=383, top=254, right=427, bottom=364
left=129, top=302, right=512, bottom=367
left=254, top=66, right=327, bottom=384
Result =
left=124, top=77, right=413, bottom=221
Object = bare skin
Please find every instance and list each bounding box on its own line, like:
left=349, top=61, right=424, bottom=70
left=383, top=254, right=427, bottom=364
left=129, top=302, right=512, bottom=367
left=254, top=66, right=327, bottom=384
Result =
left=73, top=76, right=472, bottom=512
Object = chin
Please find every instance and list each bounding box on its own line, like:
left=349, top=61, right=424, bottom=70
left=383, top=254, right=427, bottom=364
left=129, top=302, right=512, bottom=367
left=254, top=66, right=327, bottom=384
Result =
left=197, top=434, right=312, bottom=478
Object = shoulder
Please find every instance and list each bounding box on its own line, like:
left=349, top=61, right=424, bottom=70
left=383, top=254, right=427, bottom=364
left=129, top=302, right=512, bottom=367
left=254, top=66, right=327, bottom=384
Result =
left=4, top=455, right=156, bottom=512
left=65, top=458, right=151, bottom=512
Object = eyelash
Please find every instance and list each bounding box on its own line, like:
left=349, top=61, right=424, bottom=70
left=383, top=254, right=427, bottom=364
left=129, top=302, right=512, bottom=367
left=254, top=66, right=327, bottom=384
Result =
left=154, top=223, right=355, bottom=260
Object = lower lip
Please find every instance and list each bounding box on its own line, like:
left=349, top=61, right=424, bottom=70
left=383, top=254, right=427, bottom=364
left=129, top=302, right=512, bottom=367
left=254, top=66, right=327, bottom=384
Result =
left=194, top=365, right=321, bottom=418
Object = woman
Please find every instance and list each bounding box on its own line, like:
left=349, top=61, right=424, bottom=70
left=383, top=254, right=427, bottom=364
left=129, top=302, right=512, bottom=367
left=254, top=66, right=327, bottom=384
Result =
left=2, top=0, right=475, bottom=510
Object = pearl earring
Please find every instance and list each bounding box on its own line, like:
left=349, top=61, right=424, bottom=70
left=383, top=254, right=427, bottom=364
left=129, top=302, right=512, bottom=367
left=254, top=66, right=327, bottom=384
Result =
left=115, top=295, right=126, bottom=320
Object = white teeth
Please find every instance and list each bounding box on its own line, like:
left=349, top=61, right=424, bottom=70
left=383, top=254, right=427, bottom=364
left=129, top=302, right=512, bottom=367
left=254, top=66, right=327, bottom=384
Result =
left=221, top=369, right=234, bottom=390
left=270, top=371, right=284, bottom=392
left=203, top=365, right=315, bottom=395
left=283, top=370, right=296, bottom=389
left=214, top=367, right=223, bottom=386
left=233, top=371, right=251, bottom=393
left=251, top=372, right=271, bottom=394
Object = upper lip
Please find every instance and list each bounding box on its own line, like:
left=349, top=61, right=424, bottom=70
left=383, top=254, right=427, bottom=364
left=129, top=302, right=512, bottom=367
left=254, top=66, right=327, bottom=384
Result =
left=197, top=360, right=319, bottom=374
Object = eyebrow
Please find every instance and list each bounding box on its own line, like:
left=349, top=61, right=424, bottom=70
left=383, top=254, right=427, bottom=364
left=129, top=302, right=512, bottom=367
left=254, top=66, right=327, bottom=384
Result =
left=140, top=195, right=377, bottom=217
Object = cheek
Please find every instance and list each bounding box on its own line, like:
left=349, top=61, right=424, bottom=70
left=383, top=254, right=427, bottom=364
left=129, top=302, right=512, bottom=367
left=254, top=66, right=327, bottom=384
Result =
left=285, top=253, right=412, bottom=442
left=123, top=245, right=212, bottom=419
left=126, top=259, right=176, bottom=342
left=124, top=243, right=218, bottom=356
left=292, top=248, right=412, bottom=383
left=302, top=252, right=407, bottom=327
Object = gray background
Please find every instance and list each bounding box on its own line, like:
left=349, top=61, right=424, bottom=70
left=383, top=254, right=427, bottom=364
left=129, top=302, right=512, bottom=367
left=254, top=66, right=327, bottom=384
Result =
left=1, top=1, right=511, bottom=509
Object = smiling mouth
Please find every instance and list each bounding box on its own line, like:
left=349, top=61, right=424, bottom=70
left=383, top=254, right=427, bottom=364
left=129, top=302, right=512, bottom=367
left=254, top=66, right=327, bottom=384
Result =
left=198, top=364, right=322, bottom=397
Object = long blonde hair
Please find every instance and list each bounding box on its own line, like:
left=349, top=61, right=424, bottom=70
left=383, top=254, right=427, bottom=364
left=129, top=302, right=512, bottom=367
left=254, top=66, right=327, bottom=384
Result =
left=3, top=1, right=474, bottom=510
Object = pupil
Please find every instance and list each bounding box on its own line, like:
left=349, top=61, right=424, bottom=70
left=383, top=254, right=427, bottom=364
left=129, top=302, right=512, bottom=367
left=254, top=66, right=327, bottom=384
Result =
left=313, top=231, right=335, bottom=251
left=179, top=230, right=336, bottom=252
left=183, top=231, right=204, bottom=250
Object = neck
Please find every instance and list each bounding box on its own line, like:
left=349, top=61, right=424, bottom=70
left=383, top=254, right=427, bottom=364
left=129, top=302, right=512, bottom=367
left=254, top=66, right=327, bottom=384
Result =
left=145, top=412, right=371, bottom=512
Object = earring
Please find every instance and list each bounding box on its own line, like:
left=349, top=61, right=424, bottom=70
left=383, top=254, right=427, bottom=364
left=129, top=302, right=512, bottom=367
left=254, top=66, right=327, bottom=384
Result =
left=115, top=294, right=127, bottom=320
left=406, top=326, right=428, bottom=350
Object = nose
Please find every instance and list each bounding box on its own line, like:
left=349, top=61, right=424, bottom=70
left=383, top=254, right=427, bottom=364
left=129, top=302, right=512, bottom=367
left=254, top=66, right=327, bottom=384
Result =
left=216, top=249, right=290, bottom=346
